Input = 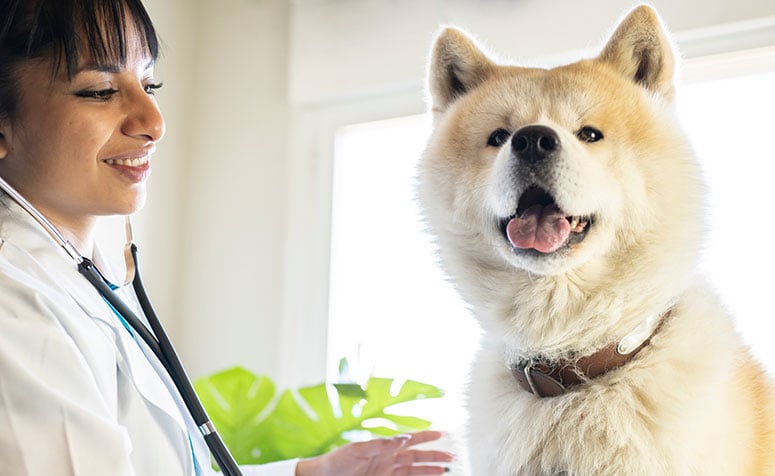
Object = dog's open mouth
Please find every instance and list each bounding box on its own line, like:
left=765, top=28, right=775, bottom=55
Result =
left=500, top=186, right=593, bottom=254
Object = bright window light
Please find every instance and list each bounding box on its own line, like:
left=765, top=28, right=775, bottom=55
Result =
left=327, top=70, right=775, bottom=432
left=327, top=114, right=478, bottom=431
left=677, top=71, right=775, bottom=368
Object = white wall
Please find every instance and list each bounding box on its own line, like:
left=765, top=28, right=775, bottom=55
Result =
left=141, top=0, right=291, bottom=380
left=289, top=0, right=775, bottom=104
left=136, top=0, right=196, bottom=339
left=137, top=0, right=775, bottom=385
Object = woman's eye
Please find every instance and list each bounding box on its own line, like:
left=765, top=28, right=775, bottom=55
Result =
left=577, top=126, right=604, bottom=143
left=487, top=128, right=511, bottom=147
left=75, top=88, right=118, bottom=100
left=144, top=82, right=163, bottom=95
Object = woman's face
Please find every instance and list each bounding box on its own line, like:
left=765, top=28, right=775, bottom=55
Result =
left=0, top=30, right=165, bottom=239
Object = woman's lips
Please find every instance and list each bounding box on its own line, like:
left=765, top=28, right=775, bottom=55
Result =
left=104, top=155, right=152, bottom=183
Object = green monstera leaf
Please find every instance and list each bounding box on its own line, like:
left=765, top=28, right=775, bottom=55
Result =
left=193, top=367, right=276, bottom=461
left=194, top=367, right=443, bottom=465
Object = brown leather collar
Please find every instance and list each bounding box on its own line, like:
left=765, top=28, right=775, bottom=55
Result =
left=511, top=309, right=670, bottom=398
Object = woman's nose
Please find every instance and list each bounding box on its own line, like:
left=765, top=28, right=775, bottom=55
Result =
left=122, top=85, right=166, bottom=142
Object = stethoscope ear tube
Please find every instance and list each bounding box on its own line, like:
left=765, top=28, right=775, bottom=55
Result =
left=78, top=256, right=243, bottom=476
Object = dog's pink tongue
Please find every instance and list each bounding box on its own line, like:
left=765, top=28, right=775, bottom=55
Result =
left=506, top=204, right=571, bottom=253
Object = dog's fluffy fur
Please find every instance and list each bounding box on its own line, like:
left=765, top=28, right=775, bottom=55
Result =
left=418, top=5, right=775, bottom=475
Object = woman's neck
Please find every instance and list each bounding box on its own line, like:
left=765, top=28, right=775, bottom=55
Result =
left=45, top=213, right=97, bottom=260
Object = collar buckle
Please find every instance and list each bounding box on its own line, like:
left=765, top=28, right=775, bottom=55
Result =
left=514, top=360, right=567, bottom=398
left=512, top=308, right=672, bottom=398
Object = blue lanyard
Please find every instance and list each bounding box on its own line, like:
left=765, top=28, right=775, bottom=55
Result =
left=103, top=284, right=135, bottom=337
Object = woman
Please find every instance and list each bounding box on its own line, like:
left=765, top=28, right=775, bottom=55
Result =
left=0, top=0, right=453, bottom=474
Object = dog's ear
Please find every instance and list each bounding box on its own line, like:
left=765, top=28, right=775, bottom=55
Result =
left=598, top=5, right=676, bottom=99
left=428, top=27, right=496, bottom=112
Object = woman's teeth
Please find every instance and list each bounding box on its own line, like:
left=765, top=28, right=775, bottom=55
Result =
left=105, top=157, right=148, bottom=167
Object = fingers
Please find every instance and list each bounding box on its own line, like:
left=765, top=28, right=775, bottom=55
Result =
left=394, top=464, right=451, bottom=476
left=353, top=434, right=411, bottom=457
left=398, top=430, right=446, bottom=448
left=394, top=443, right=456, bottom=475
left=396, top=449, right=455, bottom=466
left=361, top=430, right=444, bottom=456
left=345, top=431, right=456, bottom=474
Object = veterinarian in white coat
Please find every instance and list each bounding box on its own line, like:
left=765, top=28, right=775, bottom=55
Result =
left=0, top=1, right=452, bottom=475
left=0, top=196, right=302, bottom=474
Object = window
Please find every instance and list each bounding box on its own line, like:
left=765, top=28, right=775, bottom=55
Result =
left=677, top=70, right=775, bottom=367
left=327, top=65, right=775, bottom=432
left=327, top=114, right=477, bottom=430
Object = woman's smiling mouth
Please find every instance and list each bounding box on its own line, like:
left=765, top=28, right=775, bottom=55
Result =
left=104, top=154, right=152, bottom=182
left=104, top=156, right=149, bottom=167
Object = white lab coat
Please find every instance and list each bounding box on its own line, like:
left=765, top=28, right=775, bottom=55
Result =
left=0, top=194, right=298, bottom=475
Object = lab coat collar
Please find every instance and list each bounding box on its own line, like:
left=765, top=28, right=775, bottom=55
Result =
left=0, top=194, right=114, bottom=325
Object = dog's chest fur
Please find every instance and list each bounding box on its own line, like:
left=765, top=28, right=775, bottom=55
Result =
left=467, top=287, right=759, bottom=475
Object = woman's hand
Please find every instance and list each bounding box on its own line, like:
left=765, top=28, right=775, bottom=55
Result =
left=295, top=430, right=454, bottom=476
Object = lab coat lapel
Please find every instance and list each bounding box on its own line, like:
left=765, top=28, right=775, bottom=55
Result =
left=63, top=255, right=196, bottom=473
left=71, top=247, right=200, bottom=472
left=85, top=246, right=190, bottom=433
left=100, top=257, right=210, bottom=474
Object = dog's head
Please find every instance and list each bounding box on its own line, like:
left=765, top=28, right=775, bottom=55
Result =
left=419, top=5, right=703, bottom=281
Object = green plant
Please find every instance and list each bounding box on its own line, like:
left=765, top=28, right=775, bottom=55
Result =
left=193, top=366, right=444, bottom=465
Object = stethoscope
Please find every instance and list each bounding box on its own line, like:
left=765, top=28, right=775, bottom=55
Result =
left=0, top=176, right=243, bottom=476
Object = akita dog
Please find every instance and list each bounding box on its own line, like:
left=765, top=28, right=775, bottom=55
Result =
left=418, top=5, right=775, bottom=475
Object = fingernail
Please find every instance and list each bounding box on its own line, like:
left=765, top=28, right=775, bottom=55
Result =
left=444, top=467, right=451, bottom=473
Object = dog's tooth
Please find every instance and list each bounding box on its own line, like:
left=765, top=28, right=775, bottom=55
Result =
left=570, top=217, right=579, bottom=229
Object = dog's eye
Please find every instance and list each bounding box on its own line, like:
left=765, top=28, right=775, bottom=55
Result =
left=487, top=128, right=511, bottom=147
left=577, top=126, right=604, bottom=143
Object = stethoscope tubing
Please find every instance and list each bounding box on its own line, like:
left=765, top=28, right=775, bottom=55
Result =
left=78, top=250, right=243, bottom=476
left=129, top=245, right=243, bottom=476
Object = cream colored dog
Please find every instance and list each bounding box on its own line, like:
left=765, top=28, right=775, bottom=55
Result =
left=418, top=5, right=775, bottom=475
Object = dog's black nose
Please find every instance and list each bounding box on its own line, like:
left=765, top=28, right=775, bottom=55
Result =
left=512, top=125, right=560, bottom=163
